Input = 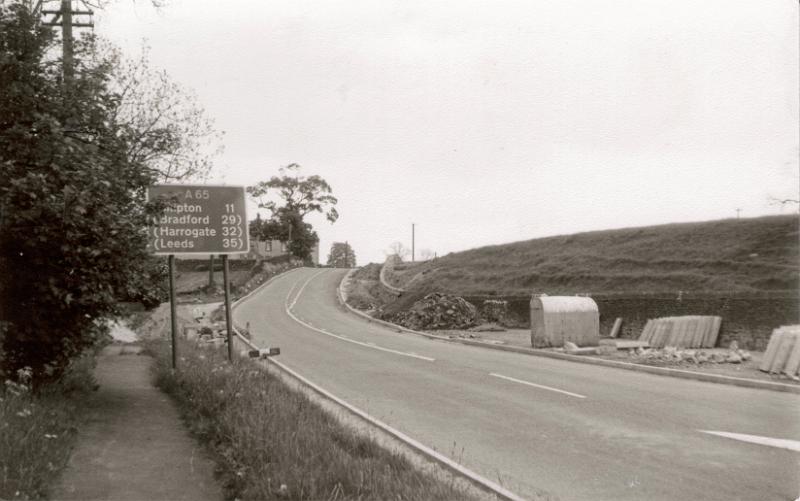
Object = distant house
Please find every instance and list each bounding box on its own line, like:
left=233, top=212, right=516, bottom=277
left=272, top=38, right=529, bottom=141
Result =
left=176, top=240, right=319, bottom=264
left=246, top=239, right=320, bottom=265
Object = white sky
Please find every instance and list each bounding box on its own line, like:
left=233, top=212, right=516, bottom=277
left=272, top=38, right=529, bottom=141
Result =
left=94, top=0, right=800, bottom=264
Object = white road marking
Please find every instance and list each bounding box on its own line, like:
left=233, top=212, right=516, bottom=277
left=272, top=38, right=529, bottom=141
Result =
left=489, top=373, right=587, bottom=399
left=699, top=430, right=800, bottom=452
left=287, top=270, right=324, bottom=310
left=285, top=271, right=435, bottom=363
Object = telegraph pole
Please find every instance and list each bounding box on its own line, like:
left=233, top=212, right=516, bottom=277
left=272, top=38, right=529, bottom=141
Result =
left=41, top=1, right=94, bottom=85
left=61, top=0, right=73, bottom=83
left=411, top=223, right=415, bottom=262
left=735, top=208, right=742, bottom=219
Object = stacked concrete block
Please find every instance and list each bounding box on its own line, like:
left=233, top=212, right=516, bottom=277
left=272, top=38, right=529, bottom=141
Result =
left=760, top=326, right=800, bottom=377
left=638, top=316, right=721, bottom=348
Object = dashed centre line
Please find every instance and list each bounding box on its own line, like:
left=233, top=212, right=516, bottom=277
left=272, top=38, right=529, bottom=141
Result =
left=699, top=430, right=800, bottom=452
left=489, top=372, right=587, bottom=399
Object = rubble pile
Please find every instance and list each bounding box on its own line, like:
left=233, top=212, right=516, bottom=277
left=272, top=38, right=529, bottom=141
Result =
left=628, top=343, right=752, bottom=365
left=394, top=293, right=478, bottom=330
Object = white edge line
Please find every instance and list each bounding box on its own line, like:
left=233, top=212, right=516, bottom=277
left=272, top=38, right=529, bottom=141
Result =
left=698, top=430, right=800, bottom=452
left=489, top=373, right=587, bottom=399
left=268, top=356, right=528, bottom=501
left=233, top=266, right=303, bottom=309
left=285, top=270, right=435, bottom=363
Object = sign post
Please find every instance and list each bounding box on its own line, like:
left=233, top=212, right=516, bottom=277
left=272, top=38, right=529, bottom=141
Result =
left=148, top=185, right=250, bottom=368
left=168, top=255, right=178, bottom=369
left=222, top=254, right=234, bottom=361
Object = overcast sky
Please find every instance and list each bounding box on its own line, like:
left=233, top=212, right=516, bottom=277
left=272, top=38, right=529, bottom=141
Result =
left=94, top=0, right=799, bottom=264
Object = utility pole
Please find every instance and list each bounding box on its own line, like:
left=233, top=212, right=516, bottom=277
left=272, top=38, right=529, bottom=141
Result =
left=41, top=1, right=94, bottom=85
left=735, top=208, right=742, bottom=219
left=411, top=223, right=415, bottom=262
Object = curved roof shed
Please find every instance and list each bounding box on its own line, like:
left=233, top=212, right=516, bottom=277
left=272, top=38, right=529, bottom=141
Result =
left=530, top=296, right=599, bottom=348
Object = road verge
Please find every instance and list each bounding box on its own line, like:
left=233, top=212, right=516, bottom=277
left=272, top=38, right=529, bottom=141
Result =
left=337, top=270, right=800, bottom=395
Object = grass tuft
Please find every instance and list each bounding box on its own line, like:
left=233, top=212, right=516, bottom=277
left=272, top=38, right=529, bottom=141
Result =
left=147, top=338, right=482, bottom=501
left=0, top=354, right=97, bottom=500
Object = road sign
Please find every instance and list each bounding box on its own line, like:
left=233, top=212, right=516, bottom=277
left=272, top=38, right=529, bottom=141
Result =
left=148, top=185, right=250, bottom=255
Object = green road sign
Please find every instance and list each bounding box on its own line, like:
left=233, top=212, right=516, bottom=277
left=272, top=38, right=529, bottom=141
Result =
left=147, top=185, right=250, bottom=255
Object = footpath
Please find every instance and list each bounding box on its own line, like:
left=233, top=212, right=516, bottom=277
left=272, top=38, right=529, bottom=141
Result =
left=52, top=344, right=221, bottom=501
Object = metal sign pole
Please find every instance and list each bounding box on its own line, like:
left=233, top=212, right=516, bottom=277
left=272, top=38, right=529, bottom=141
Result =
left=168, top=254, right=178, bottom=370
left=222, top=254, right=234, bottom=362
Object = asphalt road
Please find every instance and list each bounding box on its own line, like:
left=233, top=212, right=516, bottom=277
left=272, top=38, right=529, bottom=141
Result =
left=236, top=268, right=800, bottom=501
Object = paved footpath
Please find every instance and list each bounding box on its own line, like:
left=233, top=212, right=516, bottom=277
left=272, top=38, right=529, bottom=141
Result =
left=53, top=344, right=221, bottom=501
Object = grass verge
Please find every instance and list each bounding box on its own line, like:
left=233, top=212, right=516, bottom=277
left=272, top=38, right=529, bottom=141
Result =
left=147, top=338, right=483, bottom=501
left=0, top=354, right=97, bottom=500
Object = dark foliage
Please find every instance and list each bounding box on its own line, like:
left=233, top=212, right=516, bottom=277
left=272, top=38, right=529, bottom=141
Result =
left=0, top=3, right=164, bottom=383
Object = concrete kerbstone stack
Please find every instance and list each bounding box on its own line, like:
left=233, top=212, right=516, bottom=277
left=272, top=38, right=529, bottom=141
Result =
left=638, top=316, right=721, bottom=348
left=760, top=325, right=800, bottom=378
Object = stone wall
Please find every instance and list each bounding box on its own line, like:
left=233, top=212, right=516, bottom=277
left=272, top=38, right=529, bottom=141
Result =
left=464, top=290, right=799, bottom=351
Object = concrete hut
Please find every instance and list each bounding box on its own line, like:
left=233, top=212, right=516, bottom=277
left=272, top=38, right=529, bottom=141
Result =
left=530, top=295, right=599, bottom=348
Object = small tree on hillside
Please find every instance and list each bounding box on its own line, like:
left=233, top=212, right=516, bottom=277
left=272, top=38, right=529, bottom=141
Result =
left=327, top=242, right=356, bottom=268
left=385, top=241, right=410, bottom=261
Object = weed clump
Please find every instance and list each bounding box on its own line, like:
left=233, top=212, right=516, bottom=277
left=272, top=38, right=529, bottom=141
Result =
left=0, top=354, right=97, bottom=500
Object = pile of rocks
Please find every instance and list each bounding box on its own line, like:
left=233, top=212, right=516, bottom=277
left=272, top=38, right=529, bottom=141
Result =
left=628, top=342, right=752, bottom=365
left=394, top=293, right=478, bottom=330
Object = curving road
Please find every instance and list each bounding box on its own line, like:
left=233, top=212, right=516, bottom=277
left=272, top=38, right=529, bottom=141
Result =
left=235, top=268, right=800, bottom=501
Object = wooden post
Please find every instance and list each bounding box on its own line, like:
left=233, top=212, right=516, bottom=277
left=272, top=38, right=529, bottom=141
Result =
left=609, top=317, right=623, bottom=338
left=168, top=255, right=178, bottom=369
left=61, top=0, right=73, bottom=85
left=222, top=255, right=234, bottom=362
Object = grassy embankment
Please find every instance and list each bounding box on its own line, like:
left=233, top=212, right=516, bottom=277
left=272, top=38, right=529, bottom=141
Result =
left=0, top=355, right=97, bottom=500
left=384, top=215, right=799, bottom=298
left=147, top=338, right=484, bottom=501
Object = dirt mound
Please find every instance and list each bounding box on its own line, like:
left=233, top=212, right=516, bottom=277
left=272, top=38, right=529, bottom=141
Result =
left=393, top=293, right=477, bottom=330
left=345, top=264, right=402, bottom=313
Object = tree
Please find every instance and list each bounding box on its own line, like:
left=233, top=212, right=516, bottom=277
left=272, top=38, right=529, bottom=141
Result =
left=279, top=208, right=319, bottom=262
left=327, top=242, right=356, bottom=268
left=385, top=241, right=410, bottom=261
left=418, top=248, right=435, bottom=261
left=106, top=44, right=224, bottom=182
left=249, top=212, right=283, bottom=242
left=0, top=3, right=202, bottom=384
left=247, top=164, right=337, bottom=261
